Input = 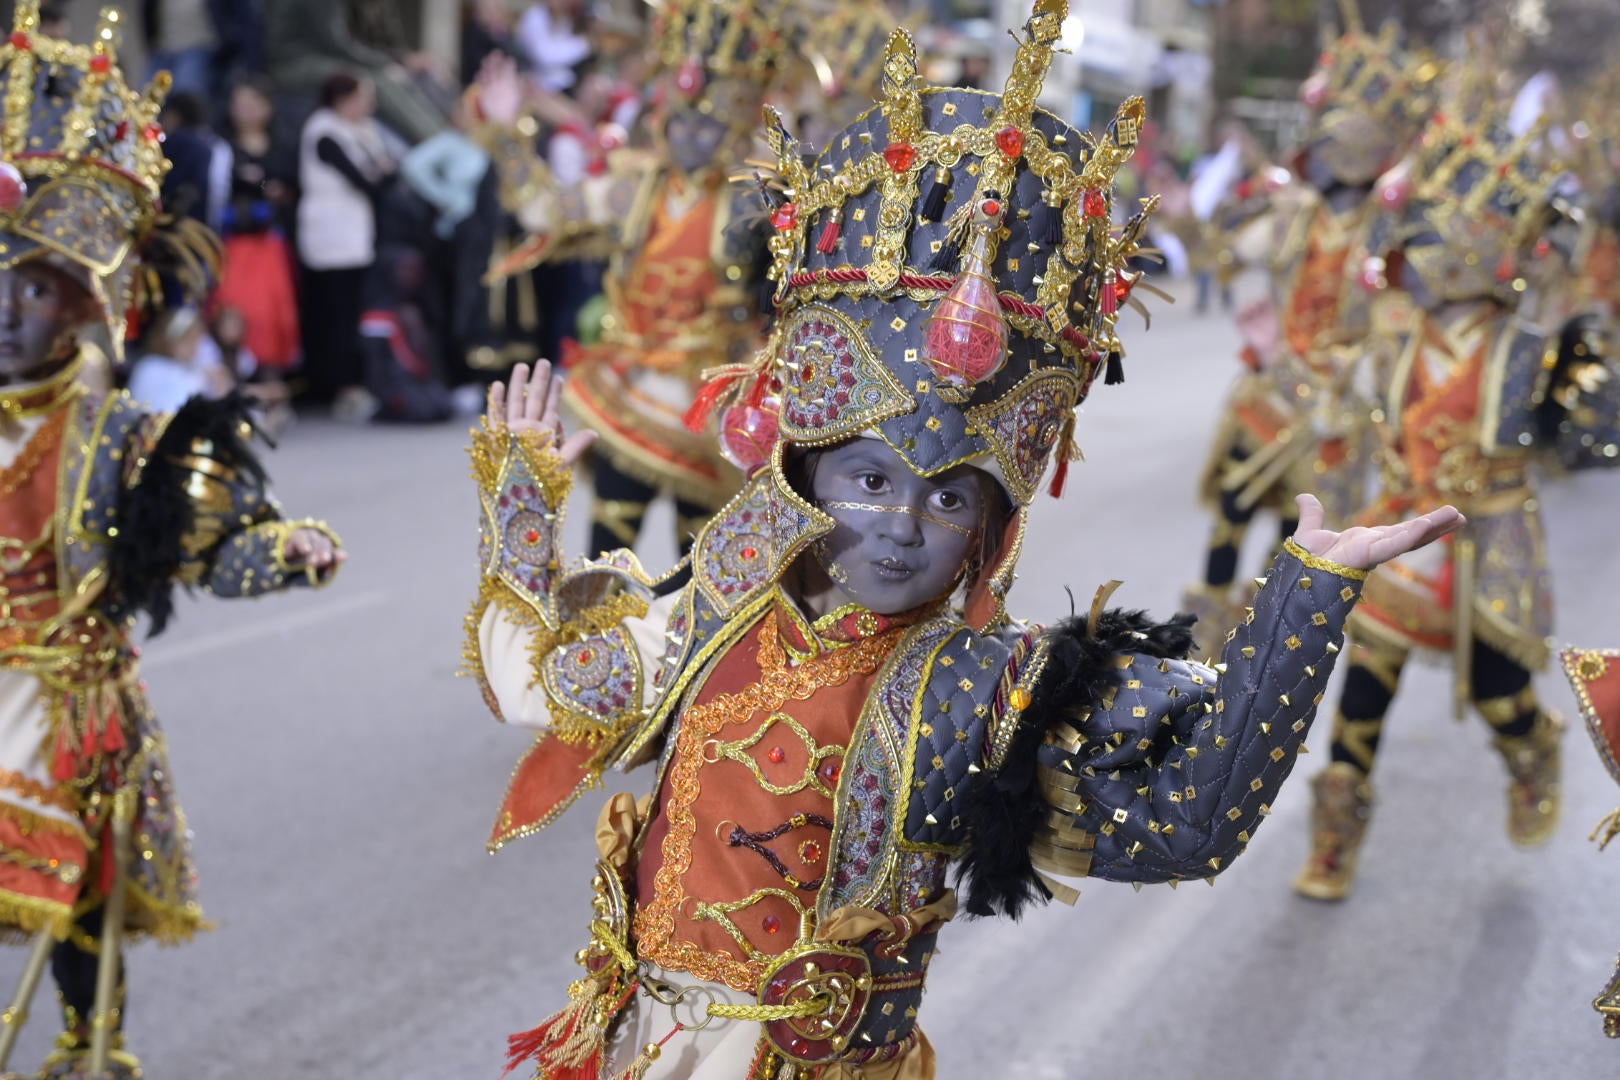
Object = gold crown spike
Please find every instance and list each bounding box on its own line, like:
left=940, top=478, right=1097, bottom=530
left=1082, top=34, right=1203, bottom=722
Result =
left=977, top=0, right=1066, bottom=211
left=1334, top=0, right=1364, bottom=36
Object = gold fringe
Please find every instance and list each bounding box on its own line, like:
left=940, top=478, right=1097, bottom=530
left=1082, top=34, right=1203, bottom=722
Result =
left=0, top=886, right=73, bottom=940
left=0, top=797, right=87, bottom=840
left=1592, top=807, right=1620, bottom=851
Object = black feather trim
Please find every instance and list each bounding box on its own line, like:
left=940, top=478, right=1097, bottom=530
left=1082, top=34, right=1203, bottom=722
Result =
left=111, top=392, right=267, bottom=637
left=955, top=609, right=1197, bottom=919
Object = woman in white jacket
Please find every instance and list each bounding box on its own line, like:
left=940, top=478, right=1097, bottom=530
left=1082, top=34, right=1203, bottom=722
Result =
left=296, top=72, right=396, bottom=416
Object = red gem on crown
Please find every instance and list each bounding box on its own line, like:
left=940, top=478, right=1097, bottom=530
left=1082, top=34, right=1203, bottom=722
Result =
left=674, top=58, right=705, bottom=97
left=770, top=202, right=798, bottom=231
left=995, top=126, right=1025, bottom=159
left=883, top=142, right=917, bottom=173
left=10, top=32, right=30, bottom=51
left=1083, top=189, right=1108, bottom=219
left=89, top=53, right=112, bottom=74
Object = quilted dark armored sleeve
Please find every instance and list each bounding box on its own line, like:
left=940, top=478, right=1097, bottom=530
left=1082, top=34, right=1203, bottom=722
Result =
left=1027, top=538, right=1364, bottom=888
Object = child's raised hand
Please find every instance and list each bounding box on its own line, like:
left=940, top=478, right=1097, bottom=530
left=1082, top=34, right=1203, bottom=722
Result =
left=486, top=360, right=597, bottom=466
left=1290, top=493, right=1464, bottom=571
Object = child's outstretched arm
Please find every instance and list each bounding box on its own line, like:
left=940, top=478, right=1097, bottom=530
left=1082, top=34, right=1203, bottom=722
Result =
left=961, top=497, right=1461, bottom=913
left=111, top=393, right=343, bottom=634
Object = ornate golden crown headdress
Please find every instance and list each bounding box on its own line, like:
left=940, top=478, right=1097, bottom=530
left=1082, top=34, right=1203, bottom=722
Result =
left=1303, top=4, right=1439, bottom=127
left=1370, top=69, right=1565, bottom=305
left=0, top=1, right=180, bottom=348
left=692, top=0, right=1153, bottom=513
left=653, top=0, right=789, bottom=96
left=764, top=2, right=1148, bottom=382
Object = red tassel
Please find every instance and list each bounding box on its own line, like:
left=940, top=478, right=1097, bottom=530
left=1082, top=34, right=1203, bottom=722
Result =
left=52, top=731, right=76, bottom=782
left=816, top=210, right=843, bottom=255
left=1101, top=281, right=1119, bottom=315
left=80, top=715, right=100, bottom=763
left=103, top=710, right=126, bottom=753
left=1048, top=456, right=1070, bottom=498
left=502, top=982, right=631, bottom=1080
left=683, top=376, right=735, bottom=434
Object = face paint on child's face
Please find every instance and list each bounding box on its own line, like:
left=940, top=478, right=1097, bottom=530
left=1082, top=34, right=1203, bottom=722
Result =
left=0, top=263, right=89, bottom=384
left=809, top=438, right=984, bottom=615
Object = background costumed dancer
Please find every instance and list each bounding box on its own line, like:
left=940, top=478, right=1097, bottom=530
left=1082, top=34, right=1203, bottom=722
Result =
left=0, top=6, right=344, bottom=1075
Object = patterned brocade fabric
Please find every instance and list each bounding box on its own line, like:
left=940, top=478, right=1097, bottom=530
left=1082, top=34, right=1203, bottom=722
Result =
left=1031, top=540, right=1366, bottom=884
left=467, top=423, right=654, bottom=747
left=634, top=602, right=915, bottom=993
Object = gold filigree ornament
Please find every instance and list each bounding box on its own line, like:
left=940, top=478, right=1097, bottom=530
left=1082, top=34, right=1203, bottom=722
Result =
left=0, top=2, right=217, bottom=354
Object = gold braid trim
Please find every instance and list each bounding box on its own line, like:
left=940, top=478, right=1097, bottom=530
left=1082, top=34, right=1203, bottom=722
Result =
left=1283, top=537, right=1369, bottom=581
left=0, top=768, right=80, bottom=817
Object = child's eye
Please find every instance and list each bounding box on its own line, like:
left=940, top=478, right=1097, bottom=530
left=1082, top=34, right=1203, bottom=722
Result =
left=857, top=472, right=886, bottom=493
left=934, top=490, right=962, bottom=512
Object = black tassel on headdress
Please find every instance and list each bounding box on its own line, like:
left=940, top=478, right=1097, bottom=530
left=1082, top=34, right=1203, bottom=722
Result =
left=920, top=165, right=951, bottom=223
left=1036, top=195, right=1064, bottom=247
left=1104, top=351, right=1125, bottom=385
left=954, top=609, right=1196, bottom=919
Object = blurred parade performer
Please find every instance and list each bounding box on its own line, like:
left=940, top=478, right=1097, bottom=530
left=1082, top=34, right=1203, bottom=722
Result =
left=475, top=0, right=785, bottom=562
left=462, top=8, right=1460, bottom=1077
left=1181, top=7, right=1442, bottom=635
left=1565, top=647, right=1620, bottom=1037
left=1292, top=67, right=1620, bottom=901
left=795, top=1, right=898, bottom=154
left=0, top=6, right=344, bottom=1076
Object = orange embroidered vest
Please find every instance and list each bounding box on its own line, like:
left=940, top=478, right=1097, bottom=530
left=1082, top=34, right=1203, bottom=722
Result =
left=632, top=600, right=915, bottom=993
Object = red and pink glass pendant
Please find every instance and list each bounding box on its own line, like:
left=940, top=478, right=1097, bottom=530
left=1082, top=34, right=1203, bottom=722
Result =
left=718, top=395, right=781, bottom=474
left=1300, top=70, right=1330, bottom=110
left=923, top=194, right=1010, bottom=390
left=674, top=57, right=705, bottom=99
left=1375, top=160, right=1413, bottom=211
left=0, top=162, right=27, bottom=213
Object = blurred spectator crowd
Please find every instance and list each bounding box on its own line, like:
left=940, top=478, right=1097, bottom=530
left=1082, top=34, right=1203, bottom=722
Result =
left=86, top=0, right=652, bottom=428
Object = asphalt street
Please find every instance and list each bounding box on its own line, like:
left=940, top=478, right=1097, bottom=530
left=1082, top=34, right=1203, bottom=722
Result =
left=3, top=282, right=1618, bottom=1079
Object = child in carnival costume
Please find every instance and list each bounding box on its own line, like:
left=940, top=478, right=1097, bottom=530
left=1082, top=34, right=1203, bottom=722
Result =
left=475, top=0, right=788, bottom=562
left=1182, top=4, right=1443, bottom=634
left=466, top=6, right=1461, bottom=1077
left=0, top=5, right=344, bottom=1076
left=1292, top=71, right=1620, bottom=901
left=1564, top=647, right=1620, bottom=1037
